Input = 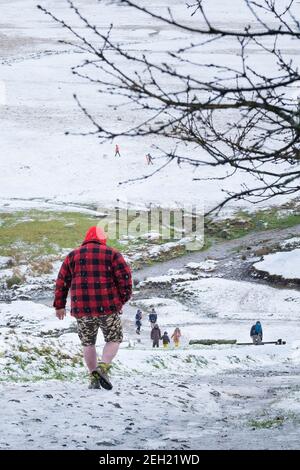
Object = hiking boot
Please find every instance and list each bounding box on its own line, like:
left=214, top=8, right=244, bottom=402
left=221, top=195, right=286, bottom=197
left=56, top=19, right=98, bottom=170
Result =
left=95, top=362, right=113, bottom=390
left=88, top=370, right=101, bottom=389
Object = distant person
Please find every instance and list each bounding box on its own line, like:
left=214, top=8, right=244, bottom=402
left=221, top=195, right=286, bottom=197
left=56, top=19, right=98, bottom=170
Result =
left=171, top=327, right=182, bottom=348
left=149, top=308, right=157, bottom=329
left=146, top=153, right=154, bottom=165
left=161, top=331, right=170, bottom=349
left=115, top=144, right=121, bottom=157
left=53, top=226, right=132, bottom=390
left=250, top=321, right=263, bottom=345
left=135, top=309, right=142, bottom=335
left=151, top=324, right=161, bottom=348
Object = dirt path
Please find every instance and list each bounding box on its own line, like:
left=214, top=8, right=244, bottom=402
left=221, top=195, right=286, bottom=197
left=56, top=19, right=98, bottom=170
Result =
left=135, top=224, right=300, bottom=284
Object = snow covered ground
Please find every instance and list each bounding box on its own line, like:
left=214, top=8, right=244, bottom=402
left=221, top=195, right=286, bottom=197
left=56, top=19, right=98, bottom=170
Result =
left=1, top=272, right=300, bottom=449
left=0, top=0, right=298, bottom=212
left=254, top=249, right=300, bottom=281
left=1, top=0, right=300, bottom=451
left=172, top=277, right=300, bottom=321
left=2, top=371, right=300, bottom=450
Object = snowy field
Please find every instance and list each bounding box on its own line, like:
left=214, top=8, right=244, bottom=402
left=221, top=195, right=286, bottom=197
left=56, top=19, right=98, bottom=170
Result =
left=0, top=0, right=298, bottom=212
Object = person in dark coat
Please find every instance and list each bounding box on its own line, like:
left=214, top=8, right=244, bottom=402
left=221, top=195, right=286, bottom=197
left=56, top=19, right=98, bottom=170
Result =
left=161, top=331, right=170, bottom=349
left=151, top=324, right=161, bottom=348
left=146, top=153, right=154, bottom=165
left=250, top=321, right=263, bottom=345
left=149, top=308, right=158, bottom=329
left=135, top=309, right=142, bottom=334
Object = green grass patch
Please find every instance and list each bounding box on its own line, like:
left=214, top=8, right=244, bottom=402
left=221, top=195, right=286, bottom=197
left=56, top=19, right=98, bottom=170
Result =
left=149, top=357, right=167, bottom=369
left=6, top=271, right=25, bottom=288
left=0, top=210, right=124, bottom=262
left=206, top=207, right=300, bottom=242
left=250, top=416, right=285, bottom=429
left=2, top=343, right=85, bottom=382
left=184, top=354, right=209, bottom=366
left=0, top=371, right=82, bottom=383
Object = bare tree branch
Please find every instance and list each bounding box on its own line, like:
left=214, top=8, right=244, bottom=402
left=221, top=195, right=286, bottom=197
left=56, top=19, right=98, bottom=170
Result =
left=37, top=0, right=300, bottom=214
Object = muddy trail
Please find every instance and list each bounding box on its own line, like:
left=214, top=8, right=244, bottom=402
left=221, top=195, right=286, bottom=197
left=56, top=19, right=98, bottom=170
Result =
left=135, top=223, right=300, bottom=288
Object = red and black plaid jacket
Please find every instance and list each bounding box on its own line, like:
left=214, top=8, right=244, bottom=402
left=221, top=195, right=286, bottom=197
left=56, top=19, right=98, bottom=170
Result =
left=53, top=240, right=132, bottom=317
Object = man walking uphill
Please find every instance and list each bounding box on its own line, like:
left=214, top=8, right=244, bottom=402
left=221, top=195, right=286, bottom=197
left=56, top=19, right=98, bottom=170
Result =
left=54, top=226, right=132, bottom=390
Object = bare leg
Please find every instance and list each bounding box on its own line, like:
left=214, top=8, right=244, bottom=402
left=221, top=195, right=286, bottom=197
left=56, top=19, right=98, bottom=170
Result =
left=101, top=342, right=120, bottom=364
left=83, top=345, right=97, bottom=372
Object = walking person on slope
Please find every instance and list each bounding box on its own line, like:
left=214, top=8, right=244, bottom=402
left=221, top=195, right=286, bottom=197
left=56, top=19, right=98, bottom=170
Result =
left=115, top=144, right=121, bottom=157
left=171, top=327, right=182, bottom=348
left=135, top=309, right=142, bottom=335
left=161, top=331, right=170, bottom=349
left=54, top=226, right=132, bottom=390
left=149, top=308, right=157, bottom=329
left=151, top=324, right=161, bottom=348
left=146, top=153, right=154, bottom=165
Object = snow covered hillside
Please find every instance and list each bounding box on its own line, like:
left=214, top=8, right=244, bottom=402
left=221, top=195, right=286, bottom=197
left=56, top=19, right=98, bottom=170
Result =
left=1, top=269, right=300, bottom=449
left=1, top=0, right=300, bottom=451
left=0, top=0, right=297, bottom=212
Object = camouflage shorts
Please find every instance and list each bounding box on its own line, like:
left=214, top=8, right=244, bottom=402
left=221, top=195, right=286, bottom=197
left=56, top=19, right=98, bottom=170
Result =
left=76, top=313, right=123, bottom=346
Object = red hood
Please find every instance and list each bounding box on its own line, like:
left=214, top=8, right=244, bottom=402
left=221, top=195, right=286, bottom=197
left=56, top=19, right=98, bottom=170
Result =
left=83, top=226, right=107, bottom=245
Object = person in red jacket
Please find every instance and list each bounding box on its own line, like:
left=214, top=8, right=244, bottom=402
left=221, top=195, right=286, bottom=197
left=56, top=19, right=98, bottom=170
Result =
left=54, top=226, right=132, bottom=390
